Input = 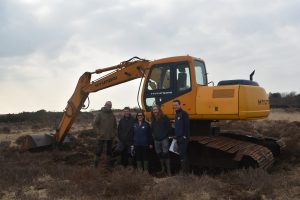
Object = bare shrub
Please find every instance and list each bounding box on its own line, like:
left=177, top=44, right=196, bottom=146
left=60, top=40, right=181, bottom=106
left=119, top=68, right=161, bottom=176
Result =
left=221, top=168, right=273, bottom=190
left=77, top=129, right=96, bottom=138
left=68, top=166, right=106, bottom=197
left=46, top=179, right=78, bottom=199
left=104, top=167, right=153, bottom=198
left=0, top=162, right=44, bottom=191
left=0, top=141, right=11, bottom=151
left=31, top=125, right=41, bottom=130
left=2, top=126, right=11, bottom=133
left=144, top=174, right=224, bottom=200
left=255, top=120, right=300, bottom=157
left=220, top=168, right=289, bottom=199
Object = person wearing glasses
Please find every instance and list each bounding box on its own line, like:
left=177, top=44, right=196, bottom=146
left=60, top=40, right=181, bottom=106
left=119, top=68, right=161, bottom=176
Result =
left=151, top=105, right=171, bottom=176
left=93, top=101, right=117, bottom=168
left=132, top=111, right=153, bottom=172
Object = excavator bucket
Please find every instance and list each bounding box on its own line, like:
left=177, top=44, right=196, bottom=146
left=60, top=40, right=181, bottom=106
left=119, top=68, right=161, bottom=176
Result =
left=18, top=133, right=55, bottom=152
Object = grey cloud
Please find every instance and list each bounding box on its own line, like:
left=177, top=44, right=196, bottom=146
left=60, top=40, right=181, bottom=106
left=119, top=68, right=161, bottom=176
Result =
left=0, top=1, right=70, bottom=57
left=0, top=0, right=299, bottom=113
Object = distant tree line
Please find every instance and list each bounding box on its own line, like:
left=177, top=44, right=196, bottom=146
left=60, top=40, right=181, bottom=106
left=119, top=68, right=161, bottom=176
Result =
left=0, top=109, right=93, bottom=124
left=269, top=92, right=300, bottom=108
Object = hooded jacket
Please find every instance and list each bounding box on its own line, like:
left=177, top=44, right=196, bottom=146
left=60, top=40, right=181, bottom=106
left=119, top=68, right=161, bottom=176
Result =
left=93, top=107, right=117, bottom=140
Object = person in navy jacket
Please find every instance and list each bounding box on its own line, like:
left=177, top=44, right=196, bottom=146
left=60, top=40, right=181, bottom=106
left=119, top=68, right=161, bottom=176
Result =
left=173, top=99, right=190, bottom=174
left=132, top=111, right=153, bottom=172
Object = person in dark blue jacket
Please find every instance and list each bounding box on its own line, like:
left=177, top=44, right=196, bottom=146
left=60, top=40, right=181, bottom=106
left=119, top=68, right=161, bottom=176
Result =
left=173, top=99, right=190, bottom=174
left=133, top=111, right=153, bottom=171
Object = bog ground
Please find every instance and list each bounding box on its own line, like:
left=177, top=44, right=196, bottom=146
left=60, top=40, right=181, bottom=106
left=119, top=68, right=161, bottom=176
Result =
left=0, top=109, right=299, bottom=200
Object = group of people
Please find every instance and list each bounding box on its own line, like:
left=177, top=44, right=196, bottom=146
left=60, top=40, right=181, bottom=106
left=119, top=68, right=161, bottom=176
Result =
left=93, top=100, right=190, bottom=175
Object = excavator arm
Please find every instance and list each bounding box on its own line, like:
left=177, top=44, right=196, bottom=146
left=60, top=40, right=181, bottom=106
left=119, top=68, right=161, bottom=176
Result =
left=20, top=57, right=150, bottom=151
left=56, top=57, right=151, bottom=144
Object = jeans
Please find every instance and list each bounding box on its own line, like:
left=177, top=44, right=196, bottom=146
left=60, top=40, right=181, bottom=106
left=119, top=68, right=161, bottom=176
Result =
left=154, top=138, right=169, bottom=158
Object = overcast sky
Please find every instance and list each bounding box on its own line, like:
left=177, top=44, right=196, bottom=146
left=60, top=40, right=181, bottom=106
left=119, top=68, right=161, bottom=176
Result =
left=1, top=0, right=299, bottom=114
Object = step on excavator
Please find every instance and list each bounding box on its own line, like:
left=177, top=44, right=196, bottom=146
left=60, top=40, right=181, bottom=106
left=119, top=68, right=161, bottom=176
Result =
left=19, top=56, right=285, bottom=170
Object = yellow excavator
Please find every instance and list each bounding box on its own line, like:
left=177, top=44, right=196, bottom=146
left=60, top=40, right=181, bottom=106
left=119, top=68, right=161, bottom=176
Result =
left=20, top=56, right=284, bottom=169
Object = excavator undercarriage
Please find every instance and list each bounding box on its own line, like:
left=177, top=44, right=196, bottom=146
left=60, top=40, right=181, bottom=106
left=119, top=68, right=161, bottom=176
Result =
left=184, top=120, right=285, bottom=170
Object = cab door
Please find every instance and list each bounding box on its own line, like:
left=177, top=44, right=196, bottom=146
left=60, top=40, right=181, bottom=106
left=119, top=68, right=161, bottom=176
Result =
left=143, top=63, right=173, bottom=112
left=143, top=61, right=194, bottom=115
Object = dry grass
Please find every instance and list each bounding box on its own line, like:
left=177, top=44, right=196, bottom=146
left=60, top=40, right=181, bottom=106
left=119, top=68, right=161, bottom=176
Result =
left=219, top=168, right=289, bottom=200
left=268, top=108, right=300, bottom=122
left=104, top=167, right=153, bottom=199
left=0, top=109, right=300, bottom=200
left=143, top=174, right=224, bottom=200
left=0, top=148, right=299, bottom=199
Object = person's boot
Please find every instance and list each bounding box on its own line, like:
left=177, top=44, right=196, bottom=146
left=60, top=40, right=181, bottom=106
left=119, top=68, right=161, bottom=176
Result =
left=165, top=158, right=171, bottom=176
left=128, top=157, right=133, bottom=167
left=94, top=156, right=100, bottom=168
left=136, top=161, right=143, bottom=170
left=115, top=155, right=122, bottom=166
left=179, top=160, right=186, bottom=175
left=106, top=156, right=113, bottom=170
left=159, top=159, right=165, bottom=174
left=143, top=161, right=149, bottom=172
left=180, top=160, right=189, bottom=175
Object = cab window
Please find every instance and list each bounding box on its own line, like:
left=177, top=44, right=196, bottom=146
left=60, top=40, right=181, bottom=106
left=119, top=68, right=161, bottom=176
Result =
left=143, top=61, right=191, bottom=111
left=147, top=66, right=170, bottom=90
left=145, top=97, right=156, bottom=107
left=176, top=64, right=191, bottom=92
left=194, top=60, right=207, bottom=85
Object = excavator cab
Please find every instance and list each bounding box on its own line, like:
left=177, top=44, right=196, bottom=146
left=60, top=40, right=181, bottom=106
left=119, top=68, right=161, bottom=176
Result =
left=143, top=56, right=271, bottom=121
left=142, top=58, right=201, bottom=115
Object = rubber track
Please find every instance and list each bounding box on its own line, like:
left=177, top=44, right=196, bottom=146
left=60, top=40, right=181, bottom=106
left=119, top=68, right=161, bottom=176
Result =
left=192, top=136, right=274, bottom=169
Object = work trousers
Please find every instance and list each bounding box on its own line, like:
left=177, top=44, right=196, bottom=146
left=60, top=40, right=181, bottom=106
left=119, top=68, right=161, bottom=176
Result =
left=117, top=142, right=132, bottom=166
left=96, top=140, right=113, bottom=157
left=177, top=137, right=188, bottom=162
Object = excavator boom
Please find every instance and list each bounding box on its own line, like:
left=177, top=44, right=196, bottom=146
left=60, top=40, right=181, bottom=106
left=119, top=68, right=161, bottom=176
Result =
left=20, top=57, right=150, bottom=151
left=56, top=57, right=150, bottom=143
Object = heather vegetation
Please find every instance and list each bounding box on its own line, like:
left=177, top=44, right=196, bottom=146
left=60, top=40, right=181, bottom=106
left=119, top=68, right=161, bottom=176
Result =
left=0, top=109, right=299, bottom=199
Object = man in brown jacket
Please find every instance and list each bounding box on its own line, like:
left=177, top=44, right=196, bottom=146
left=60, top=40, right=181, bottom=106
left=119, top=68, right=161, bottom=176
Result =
left=93, top=101, right=117, bottom=168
